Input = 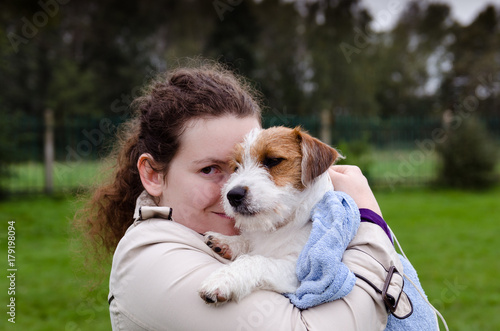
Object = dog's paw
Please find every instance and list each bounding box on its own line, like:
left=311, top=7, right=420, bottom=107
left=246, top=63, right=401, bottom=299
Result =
left=204, top=232, right=233, bottom=260
left=198, top=271, right=237, bottom=305
left=199, top=256, right=259, bottom=305
left=198, top=287, right=229, bottom=305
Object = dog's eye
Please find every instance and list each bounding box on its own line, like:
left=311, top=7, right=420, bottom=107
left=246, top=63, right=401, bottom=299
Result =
left=263, top=157, right=284, bottom=169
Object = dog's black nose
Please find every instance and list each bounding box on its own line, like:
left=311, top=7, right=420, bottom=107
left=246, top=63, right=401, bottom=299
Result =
left=227, top=186, right=247, bottom=207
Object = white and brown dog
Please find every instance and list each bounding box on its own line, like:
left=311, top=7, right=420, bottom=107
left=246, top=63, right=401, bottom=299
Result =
left=198, top=126, right=342, bottom=304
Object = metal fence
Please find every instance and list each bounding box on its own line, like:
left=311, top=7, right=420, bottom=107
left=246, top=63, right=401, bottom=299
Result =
left=2, top=113, right=499, bottom=195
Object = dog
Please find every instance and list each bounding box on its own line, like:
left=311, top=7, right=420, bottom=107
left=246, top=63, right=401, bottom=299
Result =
left=198, top=126, right=342, bottom=305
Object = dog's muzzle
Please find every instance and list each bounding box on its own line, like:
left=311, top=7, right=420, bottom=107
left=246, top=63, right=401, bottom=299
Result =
left=227, top=186, right=247, bottom=207
left=226, top=186, right=256, bottom=216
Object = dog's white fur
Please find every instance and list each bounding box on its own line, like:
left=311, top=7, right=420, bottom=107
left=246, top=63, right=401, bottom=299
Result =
left=198, top=126, right=340, bottom=304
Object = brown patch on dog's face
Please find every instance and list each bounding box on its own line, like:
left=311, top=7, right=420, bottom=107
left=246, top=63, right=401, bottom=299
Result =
left=249, top=127, right=305, bottom=190
left=228, top=143, right=244, bottom=173
left=229, top=126, right=339, bottom=191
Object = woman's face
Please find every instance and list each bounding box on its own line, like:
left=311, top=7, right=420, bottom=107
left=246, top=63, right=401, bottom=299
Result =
left=160, top=115, right=261, bottom=235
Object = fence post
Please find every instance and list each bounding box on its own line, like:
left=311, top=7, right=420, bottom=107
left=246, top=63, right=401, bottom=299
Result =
left=320, top=108, right=332, bottom=145
left=44, top=108, right=54, bottom=195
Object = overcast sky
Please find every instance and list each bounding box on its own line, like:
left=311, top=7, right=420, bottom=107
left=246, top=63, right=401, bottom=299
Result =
left=361, top=0, right=500, bottom=31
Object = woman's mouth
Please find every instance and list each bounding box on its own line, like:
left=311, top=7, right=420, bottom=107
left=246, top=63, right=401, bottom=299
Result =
left=214, top=212, right=234, bottom=221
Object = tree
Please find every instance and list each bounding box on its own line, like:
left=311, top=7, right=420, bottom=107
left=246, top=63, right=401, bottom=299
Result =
left=251, top=0, right=307, bottom=118
left=439, top=5, right=500, bottom=116
left=372, top=1, right=453, bottom=117
left=436, top=114, right=498, bottom=189
left=204, top=0, right=259, bottom=78
left=0, top=0, right=217, bottom=122
left=305, top=0, right=379, bottom=117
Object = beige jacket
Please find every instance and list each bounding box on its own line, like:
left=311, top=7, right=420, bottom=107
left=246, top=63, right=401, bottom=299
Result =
left=108, top=194, right=409, bottom=331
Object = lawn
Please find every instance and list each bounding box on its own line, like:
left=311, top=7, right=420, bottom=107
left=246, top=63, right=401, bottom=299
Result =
left=1, top=161, right=111, bottom=194
left=0, top=187, right=499, bottom=330
left=377, top=188, right=500, bottom=331
left=0, top=195, right=110, bottom=331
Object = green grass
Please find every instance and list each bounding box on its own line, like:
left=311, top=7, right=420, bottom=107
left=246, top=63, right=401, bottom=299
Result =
left=368, top=149, right=439, bottom=188
left=0, top=188, right=499, bottom=330
left=377, top=187, right=500, bottom=331
left=0, top=196, right=110, bottom=331
left=2, top=161, right=109, bottom=194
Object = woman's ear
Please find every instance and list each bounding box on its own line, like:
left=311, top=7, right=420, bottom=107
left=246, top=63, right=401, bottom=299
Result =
left=137, top=153, right=164, bottom=197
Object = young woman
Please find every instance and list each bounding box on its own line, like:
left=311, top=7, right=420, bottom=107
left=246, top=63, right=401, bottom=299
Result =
left=78, top=62, right=403, bottom=330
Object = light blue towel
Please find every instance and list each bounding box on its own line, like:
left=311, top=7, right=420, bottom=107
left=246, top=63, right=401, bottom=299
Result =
left=285, top=190, right=360, bottom=309
left=287, top=190, right=439, bottom=331
left=385, top=255, right=438, bottom=331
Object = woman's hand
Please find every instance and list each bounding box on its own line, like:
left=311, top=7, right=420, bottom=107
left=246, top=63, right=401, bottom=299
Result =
left=328, top=165, right=382, bottom=217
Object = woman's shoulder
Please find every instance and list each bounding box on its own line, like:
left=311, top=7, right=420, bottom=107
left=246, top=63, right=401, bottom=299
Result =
left=121, top=190, right=212, bottom=253
left=118, top=218, right=204, bottom=252
left=113, top=217, right=232, bottom=267
left=110, top=218, right=230, bottom=290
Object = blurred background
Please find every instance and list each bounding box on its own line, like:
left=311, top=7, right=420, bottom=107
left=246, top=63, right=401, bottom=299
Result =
left=0, top=0, right=499, bottom=330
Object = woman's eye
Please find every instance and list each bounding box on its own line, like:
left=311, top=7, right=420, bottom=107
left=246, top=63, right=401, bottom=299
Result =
left=200, top=166, right=218, bottom=175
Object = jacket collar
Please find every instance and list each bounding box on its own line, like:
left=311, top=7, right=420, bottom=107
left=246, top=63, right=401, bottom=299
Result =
left=133, top=191, right=173, bottom=221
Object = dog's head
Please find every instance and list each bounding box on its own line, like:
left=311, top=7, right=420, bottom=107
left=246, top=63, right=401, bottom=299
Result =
left=223, top=126, right=341, bottom=232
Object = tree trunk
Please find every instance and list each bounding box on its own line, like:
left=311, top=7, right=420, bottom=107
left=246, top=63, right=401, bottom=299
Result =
left=44, top=108, right=54, bottom=195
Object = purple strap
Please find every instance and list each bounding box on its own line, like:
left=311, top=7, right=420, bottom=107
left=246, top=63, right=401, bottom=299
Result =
left=359, top=208, right=393, bottom=244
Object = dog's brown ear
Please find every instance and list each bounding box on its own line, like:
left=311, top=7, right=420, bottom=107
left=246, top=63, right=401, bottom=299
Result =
left=293, top=127, right=340, bottom=186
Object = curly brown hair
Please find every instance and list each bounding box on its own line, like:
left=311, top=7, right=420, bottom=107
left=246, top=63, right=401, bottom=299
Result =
left=75, top=61, right=262, bottom=258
